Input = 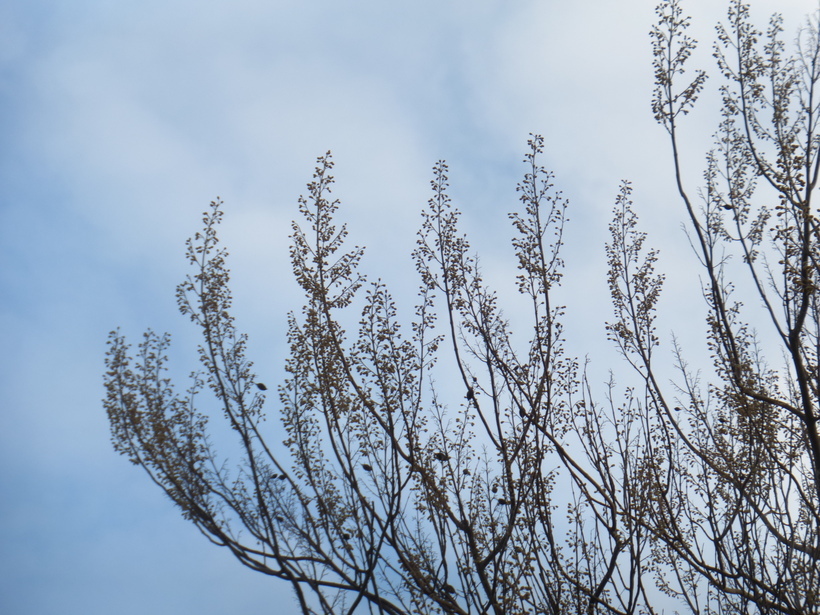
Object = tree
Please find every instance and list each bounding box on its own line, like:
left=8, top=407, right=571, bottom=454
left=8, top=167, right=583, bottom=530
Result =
left=625, top=0, right=820, bottom=612
left=103, top=1, right=820, bottom=613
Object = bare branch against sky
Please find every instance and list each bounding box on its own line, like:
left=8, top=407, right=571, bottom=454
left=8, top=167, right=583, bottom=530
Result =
left=1, top=0, right=816, bottom=613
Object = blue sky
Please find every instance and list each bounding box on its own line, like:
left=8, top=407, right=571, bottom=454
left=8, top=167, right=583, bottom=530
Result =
left=0, top=0, right=812, bottom=613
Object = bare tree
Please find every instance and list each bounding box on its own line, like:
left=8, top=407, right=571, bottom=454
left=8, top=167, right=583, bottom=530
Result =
left=605, top=0, right=820, bottom=613
left=103, top=1, right=820, bottom=614
left=104, top=140, right=656, bottom=614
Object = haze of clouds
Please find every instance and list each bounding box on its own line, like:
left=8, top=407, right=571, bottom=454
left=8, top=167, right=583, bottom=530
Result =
left=0, top=0, right=812, bottom=613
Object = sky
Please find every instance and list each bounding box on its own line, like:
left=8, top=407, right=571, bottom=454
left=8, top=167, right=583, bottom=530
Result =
left=0, top=0, right=814, bottom=613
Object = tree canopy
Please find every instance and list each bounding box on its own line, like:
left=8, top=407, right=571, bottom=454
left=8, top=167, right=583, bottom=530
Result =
left=104, top=1, right=820, bottom=613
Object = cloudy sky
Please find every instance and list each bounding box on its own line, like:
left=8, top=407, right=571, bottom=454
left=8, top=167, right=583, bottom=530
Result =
left=0, top=0, right=813, bottom=613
